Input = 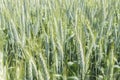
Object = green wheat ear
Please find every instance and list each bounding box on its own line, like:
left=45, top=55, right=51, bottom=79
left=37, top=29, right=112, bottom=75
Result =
left=0, top=0, right=120, bottom=80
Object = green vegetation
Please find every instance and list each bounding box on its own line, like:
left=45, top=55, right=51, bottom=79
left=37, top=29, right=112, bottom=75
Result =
left=0, top=0, right=120, bottom=80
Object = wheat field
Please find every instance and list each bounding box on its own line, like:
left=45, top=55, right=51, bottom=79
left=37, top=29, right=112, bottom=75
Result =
left=0, top=0, right=120, bottom=80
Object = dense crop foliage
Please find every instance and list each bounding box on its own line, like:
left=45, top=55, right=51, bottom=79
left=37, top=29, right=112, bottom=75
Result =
left=0, top=0, right=120, bottom=80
